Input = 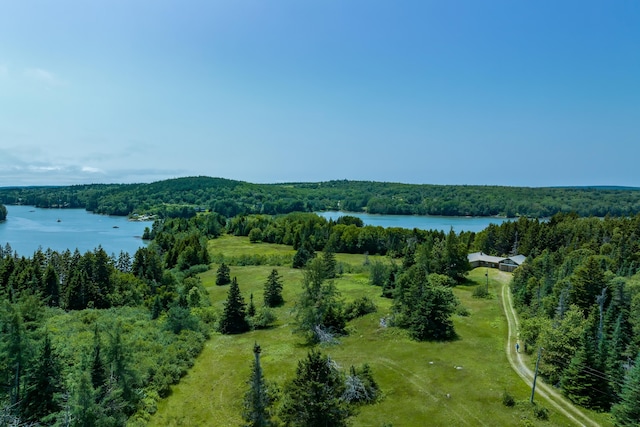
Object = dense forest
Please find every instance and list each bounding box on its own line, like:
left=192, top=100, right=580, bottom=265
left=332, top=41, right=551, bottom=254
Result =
left=0, top=215, right=220, bottom=425
left=474, top=213, right=640, bottom=424
left=2, top=176, right=640, bottom=218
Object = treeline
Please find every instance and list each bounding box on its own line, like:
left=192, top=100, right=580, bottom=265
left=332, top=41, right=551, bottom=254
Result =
left=475, top=213, right=640, bottom=423
left=227, top=212, right=475, bottom=259
left=226, top=211, right=470, bottom=342
left=3, top=176, right=640, bottom=218
left=0, top=214, right=220, bottom=425
left=0, top=203, right=6, bottom=221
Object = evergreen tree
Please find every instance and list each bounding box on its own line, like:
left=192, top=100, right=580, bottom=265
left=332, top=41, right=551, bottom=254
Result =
left=263, top=269, right=284, bottom=307
left=2, top=304, right=27, bottom=406
left=116, top=251, right=132, bottom=273
left=242, top=343, right=274, bottom=427
left=42, top=263, right=60, bottom=307
left=280, top=349, right=349, bottom=427
left=216, top=262, right=231, bottom=286
left=107, top=321, right=137, bottom=412
left=342, top=364, right=379, bottom=404
left=561, top=309, right=601, bottom=408
left=21, top=334, right=62, bottom=422
left=293, top=259, right=345, bottom=343
left=393, top=267, right=459, bottom=341
left=570, top=256, right=607, bottom=314
left=218, top=277, right=250, bottom=334
left=248, top=293, right=256, bottom=318
left=321, top=245, right=337, bottom=279
left=72, top=369, right=98, bottom=427
left=151, top=295, right=163, bottom=320
left=90, top=325, right=107, bottom=399
left=381, top=264, right=398, bottom=298
left=64, top=268, right=90, bottom=310
left=292, top=241, right=315, bottom=269
left=612, top=354, right=640, bottom=426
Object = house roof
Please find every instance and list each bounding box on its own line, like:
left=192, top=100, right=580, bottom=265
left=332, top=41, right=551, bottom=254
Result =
left=468, top=252, right=526, bottom=266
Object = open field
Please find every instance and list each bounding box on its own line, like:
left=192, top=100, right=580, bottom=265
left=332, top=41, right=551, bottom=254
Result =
left=150, top=237, right=580, bottom=426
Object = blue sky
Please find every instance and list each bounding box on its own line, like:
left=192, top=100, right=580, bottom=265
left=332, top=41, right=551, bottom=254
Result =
left=0, top=1, right=638, bottom=187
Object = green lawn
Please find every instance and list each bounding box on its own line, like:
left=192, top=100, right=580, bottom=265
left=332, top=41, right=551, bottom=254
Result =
left=149, top=238, right=575, bottom=426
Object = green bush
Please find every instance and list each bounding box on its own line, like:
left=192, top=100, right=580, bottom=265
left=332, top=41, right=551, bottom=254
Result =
left=472, top=284, right=490, bottom=299
left=532, top=404, right=548, bottom=420
left=502, top=390, right=515, bottom=407
left=251, top=306, right=277, bottom=330
left=344, top=296, right=377, bottom=321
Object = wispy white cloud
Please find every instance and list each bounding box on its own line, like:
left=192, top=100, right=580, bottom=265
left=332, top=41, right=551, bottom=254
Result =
left=24, top=67, right=65, bottom=86
left=81, top=166, right=104, bottom=174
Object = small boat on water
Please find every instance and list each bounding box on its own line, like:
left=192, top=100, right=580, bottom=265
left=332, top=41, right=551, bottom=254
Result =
left=57, top=219, right=61, bottom=222
left=113, top=225, right=119, bottom=228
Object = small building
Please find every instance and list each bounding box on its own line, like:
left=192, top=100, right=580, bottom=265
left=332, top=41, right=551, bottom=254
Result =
left=468, top=252, right=526, bottom=272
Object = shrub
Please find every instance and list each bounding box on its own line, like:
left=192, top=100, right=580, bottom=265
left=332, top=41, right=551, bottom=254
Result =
left=472, top=284, right=490, bottom=299
left=251, top=306, right=277, bottom=330
left=502, top=390, right=515, bottom=407
left=532, top=404, right=549, bottom=420
left=248, top=227, right=263, bottom=243
left=456, top=305, right=470, bottom=317
left=344, top=296, right=377, bottom=321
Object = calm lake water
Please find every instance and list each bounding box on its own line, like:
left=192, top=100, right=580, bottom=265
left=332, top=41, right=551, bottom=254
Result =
left=315, top=211, right=509, bottom=233
left=0, top=205, right=150, bottom=257
left=0, top=206, right=509, bottom=257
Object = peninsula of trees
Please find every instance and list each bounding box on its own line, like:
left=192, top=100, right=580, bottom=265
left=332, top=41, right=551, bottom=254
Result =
left=2, top=176, right=640, bottom=218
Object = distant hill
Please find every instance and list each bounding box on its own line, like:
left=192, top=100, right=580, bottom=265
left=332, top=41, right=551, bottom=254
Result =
left=1, top=176, right=640, bottom=218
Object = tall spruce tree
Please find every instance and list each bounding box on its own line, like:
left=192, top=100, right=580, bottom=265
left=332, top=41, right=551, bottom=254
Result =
left=42, top=264, right=60, bottom=307
left=321, top=245, right=337, bottom=279
left=242, top=343, right=273, bottom=427
left=570, top=256, right=607, bottom=314
left=90, top=325, right=107, bottom=399
left=561, top=309, right=600, bottom=408
left=219, top=277, right=250, bottom=334
left=21, top=334, right=62, bottom=422
left=280, top=349, right=349, bottom=427
left=263, top=269, right=284, bottom=307
left=248, top=293, right=256, bottom=318
left=2, top=305, right=27, bottom=406
left=216, top=262, right=231, bottom=286
left=392, top=266, right=459, bottom=341
left=72, top=369, right=98, bottom=427
left=612, top=354, right=640, bottom=426
left=292, top=240, right=315, bottom=269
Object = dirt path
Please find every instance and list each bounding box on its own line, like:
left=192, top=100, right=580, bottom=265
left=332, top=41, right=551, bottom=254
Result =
left=495, top=271, right=601, bottom=427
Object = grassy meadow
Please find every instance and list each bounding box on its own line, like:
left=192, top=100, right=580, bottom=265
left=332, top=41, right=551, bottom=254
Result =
left=149, top=236, right=576, bottom=426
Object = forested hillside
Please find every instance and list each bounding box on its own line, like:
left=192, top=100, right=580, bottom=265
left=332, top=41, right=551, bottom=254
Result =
left=2, top=176, right=640, bottom=218
left=475, top=213, right=640, bottom=424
